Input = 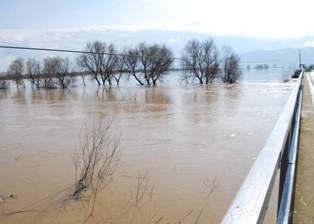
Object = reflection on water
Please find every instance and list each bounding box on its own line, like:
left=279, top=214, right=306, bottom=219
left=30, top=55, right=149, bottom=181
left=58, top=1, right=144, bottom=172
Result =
left=0, top=71, right=294, bottom=223
left=31, top=89, right=79, bottom=103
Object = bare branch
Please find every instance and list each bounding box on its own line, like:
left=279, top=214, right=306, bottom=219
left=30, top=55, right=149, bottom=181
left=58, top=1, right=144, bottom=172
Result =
left=221, top=46, right=242, bottom=84
left=178, top=210, right=193, bottom=224
left=181, top=39, right=219, bottom=85
left=72, top=118, right=120, bottom=216
left=7, top=58, right=25, bottom=88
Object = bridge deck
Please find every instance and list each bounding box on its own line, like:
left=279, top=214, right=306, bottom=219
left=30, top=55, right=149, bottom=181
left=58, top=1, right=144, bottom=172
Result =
left=292, top=72, right=314, bottom=223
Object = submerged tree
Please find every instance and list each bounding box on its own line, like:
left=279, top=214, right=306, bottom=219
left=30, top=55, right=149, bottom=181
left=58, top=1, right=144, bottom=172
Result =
left=7, top=57, right=25, bottom=87
left=53, top=57, right=75, bottom=88
left=146, top=44, right=174, bottom=86
left=75, top=55, right=88, bottom=86
left=26, top=58, right=43, bottom=89
left=77, top=41, right=118, bottom=86
left=72, top=119, right=120, bottom=216
left=42, top=56, right=75, bottom=89
left=77, top=41, right=103, bottom=86
left=42, top=56, right=57, bottom=88
left=123, top=43, right=174, bottom=86
left=101, top=43, right=119, bottom=85
left=138, top=42, right=152, bottom=85
left=0, top=72, right=8, bottom=89
left=181, top=38, right=220, bottom=84
left=221, top=46, right=242, bottom=84
left=114, top=55, right=125, bottom=86
left=123, top=48, right=143, bottom=85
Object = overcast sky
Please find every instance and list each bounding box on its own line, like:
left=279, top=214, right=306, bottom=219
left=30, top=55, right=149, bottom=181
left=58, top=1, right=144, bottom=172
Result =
left=1, top=0, right=314, bottom=70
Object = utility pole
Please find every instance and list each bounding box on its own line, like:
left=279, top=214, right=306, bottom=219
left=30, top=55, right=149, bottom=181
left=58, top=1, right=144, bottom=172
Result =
left=299, top=50, right=302, bottom=70
left=299, top=50, right=304, bottom=71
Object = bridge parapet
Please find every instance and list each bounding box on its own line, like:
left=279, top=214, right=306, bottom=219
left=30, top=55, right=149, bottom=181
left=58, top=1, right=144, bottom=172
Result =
left=221, top=71, right=304, bottom=224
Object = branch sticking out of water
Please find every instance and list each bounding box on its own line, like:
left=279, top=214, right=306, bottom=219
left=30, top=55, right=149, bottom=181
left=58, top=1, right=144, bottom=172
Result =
left=72, top=118, right=120, bottom=216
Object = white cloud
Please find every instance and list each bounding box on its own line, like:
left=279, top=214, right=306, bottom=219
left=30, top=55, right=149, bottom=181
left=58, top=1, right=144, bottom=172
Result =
left=146, top=0, right=167, bottom=2
left=2, top=0, right=314, bottom=71
left=304, top=41, right=314, bottom=47
left=167, top=37, right=181, bottom=43
left=1, top=13, right=314, bottom=70
left=2, top=0, right=314, bottom=40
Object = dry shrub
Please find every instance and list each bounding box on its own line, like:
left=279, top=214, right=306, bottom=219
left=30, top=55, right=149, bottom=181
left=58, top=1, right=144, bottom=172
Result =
left=72, top=118, right=120, bottom=216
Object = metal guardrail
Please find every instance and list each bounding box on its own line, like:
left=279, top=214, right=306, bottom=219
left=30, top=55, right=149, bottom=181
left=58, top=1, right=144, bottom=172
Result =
left=221, top=71, right=304, bottom=224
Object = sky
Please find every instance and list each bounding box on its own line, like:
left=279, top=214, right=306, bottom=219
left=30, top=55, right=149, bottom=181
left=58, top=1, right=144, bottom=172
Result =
left=1, top=0, right=314, bottom=71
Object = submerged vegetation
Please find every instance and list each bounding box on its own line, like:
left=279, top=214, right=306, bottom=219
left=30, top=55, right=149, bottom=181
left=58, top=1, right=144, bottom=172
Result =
left=71, top=119, right=120, bottom=216
left=0, top=38, right=243, bottom=89
left=0, top=81, right=8, bottom=89
left=0, top=117, right=220, bottom=223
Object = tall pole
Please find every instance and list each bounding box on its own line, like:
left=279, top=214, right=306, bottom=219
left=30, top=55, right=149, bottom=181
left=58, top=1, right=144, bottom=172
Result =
left=299, top=50, right=302, bottom=70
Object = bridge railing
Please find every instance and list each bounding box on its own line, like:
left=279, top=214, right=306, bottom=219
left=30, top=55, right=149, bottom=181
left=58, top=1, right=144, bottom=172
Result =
left=221, top=70, right=304, bottom=224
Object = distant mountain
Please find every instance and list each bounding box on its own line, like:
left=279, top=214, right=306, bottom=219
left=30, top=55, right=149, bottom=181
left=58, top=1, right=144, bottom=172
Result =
left=240, top=47, right=314, bottom=68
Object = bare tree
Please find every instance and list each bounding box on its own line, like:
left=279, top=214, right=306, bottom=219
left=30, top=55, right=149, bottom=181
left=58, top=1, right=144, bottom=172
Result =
left=131, top=43, right=174, bottom=86
left=123, top=48, right=144, bottom=85
left=77, top=41, right=118, bottom=86
left=221, top=46, right=242, bottom=84
left=0, top=81, right=8, bottom=89
left=0, top=72, right=9, bottom=89
left=101, top=43, right=119, bottom=86
left=147, top=44, right=174, bottom=86
left=123, top=43, right=173, bottom=86
left=114, top=56, right=125, bottom=86
left=181, top=39, right=219, bottom=84
left=72, top=119, right=120, bottom=216
left=26, top=58, right=43, bottom=89
left=42, top=56, right=57, bottom=88
left=7, top=58, right=25, bottom=87
left=75, top=55, right=88, bottom=86
left=77, top=41, right=104, bottom=86
left=138, top=42, right=152, bottom=85
left=203, top=40, right=220, bottom=84
left=53, top=57, right=75, bottom=89
left=42, top=56, right=75, bottom=89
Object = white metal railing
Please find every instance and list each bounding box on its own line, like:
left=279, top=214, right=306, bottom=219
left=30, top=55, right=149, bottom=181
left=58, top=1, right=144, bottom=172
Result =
left=221, top=70, right=304, bottom=224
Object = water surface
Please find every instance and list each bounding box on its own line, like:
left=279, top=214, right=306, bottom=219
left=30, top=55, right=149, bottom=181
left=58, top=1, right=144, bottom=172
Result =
left=0, top=70, right=294, bottom=223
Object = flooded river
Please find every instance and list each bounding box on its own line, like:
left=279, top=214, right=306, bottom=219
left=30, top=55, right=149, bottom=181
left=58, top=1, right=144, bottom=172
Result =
left=0, top=70, right=294, bottom=223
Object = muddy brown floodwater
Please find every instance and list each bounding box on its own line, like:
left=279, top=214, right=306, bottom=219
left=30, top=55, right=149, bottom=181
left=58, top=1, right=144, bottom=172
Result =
left=0, top=71, right=294, bottom=224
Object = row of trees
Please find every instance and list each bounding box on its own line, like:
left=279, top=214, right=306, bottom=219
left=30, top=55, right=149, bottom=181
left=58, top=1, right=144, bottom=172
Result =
left=77, top=41, right=174, bottom=86
left=255, top=64, right=269, bottom=69
left=181, top=39, right=241, bottom=84
left=4, top=57, right=75, bottom=89
left=1, top=38, right=242, bottom=89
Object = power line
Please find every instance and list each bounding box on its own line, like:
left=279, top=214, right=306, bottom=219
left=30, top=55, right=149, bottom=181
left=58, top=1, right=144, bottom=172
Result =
left=0, top=45, right=286, bottom=64
left=0, top=45, right=119, bottom=55
left=0, top=45, right=182, bottom=61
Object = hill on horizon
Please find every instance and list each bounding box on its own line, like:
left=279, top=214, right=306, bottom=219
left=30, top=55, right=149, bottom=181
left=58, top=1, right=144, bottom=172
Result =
left=240, top=47, right=314, bottom=68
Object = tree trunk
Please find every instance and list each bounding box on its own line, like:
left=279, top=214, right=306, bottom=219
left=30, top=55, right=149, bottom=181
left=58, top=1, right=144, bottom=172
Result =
left=95, top=77, right=101, bottom=86
left=108, top=77, right=112, bottom=86
left=198, top=77, right=204, bottom=84
left=133, top=73, right=144, bottom=85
